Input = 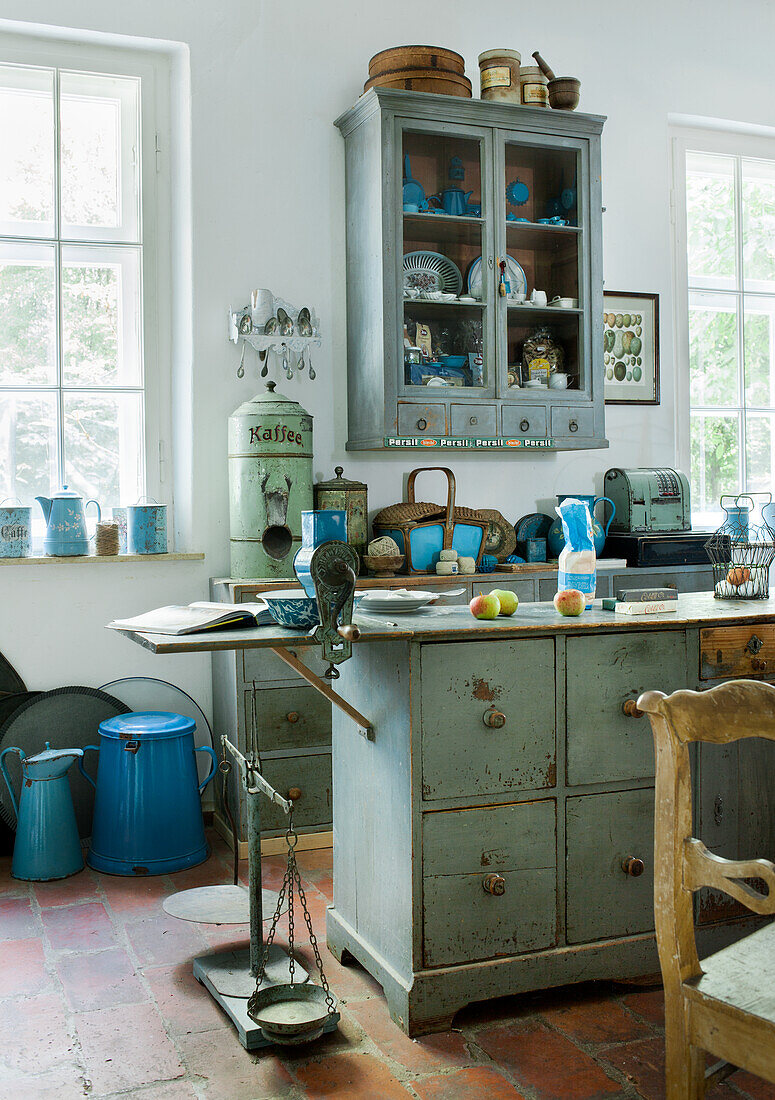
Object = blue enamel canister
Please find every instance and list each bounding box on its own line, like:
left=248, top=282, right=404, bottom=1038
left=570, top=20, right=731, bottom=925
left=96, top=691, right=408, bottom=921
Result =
left=0, top=499, right=31, bottom=558
left=127, top=500, right=167, bottom=554
left=80, top=712, right=217, bottom=876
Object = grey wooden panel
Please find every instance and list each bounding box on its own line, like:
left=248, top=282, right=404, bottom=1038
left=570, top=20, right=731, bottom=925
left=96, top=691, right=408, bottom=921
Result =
left=397, top=402, right=446, bottom=436
left=566, top=788, right=655, bottom=943
left=244, top=685, right=331, bottom=752
left=610, top=569, right=714, bottom=595
left=423, top=799, right=557, bottom=966
left=472, top=579, right=536, bottom=603
left=696, top=741, right=742, bottom=925
left=501, top=404, right=547, bottom=438
left=242, top=645, right=330, bottom=686
left=450, top=403, right=497, bottom=437
left=421, top=639, right=556, bottom=800
left=251, top=753, right=332, bottom=833
left=550, top=404, right=594, bottom=439
left=538, top=574, right=613, bottom=601
left=566, top=630, right=687, bottom=785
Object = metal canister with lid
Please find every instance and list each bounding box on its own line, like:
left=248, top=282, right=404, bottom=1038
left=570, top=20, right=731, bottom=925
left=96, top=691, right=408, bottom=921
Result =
left=478, top=49, right=521, bottom=103
left=314, top=466, right=368, bottom=565
left=228, top=381, right=313, bottom=578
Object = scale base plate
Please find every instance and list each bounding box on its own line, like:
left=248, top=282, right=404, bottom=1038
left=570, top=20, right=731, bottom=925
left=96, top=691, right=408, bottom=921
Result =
left=193, top=947, right=339, bottom=1050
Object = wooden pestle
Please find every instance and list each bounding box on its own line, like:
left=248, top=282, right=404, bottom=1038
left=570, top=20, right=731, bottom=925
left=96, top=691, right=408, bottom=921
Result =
left=532, top=51, right=556, bottom=81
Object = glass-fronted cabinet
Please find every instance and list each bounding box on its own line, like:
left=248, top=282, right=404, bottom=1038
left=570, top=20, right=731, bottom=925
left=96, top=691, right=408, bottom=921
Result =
left=336, top=89, right=606, bottom=451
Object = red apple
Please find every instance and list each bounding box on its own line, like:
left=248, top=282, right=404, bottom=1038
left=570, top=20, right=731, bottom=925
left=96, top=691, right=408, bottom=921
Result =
left=469, top=593, right=501, bottom=620
left=490, top=589, right=519, bottom=616
left=553, top=589, right=586, bottom=616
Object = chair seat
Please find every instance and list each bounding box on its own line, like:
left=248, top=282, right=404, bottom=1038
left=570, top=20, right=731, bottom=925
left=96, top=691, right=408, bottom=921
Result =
left=685, top=920, right=775, bottom=1023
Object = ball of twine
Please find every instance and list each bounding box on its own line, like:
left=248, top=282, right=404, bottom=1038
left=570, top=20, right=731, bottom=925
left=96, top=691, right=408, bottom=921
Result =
left=96, top=522, right=120, bottom=556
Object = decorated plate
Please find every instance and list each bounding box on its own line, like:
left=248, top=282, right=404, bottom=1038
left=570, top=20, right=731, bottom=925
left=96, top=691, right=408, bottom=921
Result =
left=403, top=251, right=463, bottom=296
left=467, top=255, right=526, bottom=300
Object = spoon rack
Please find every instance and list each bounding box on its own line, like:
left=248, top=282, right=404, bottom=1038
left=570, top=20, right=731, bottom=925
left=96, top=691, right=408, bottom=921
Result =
left=228, top=295, right=321, bottom=381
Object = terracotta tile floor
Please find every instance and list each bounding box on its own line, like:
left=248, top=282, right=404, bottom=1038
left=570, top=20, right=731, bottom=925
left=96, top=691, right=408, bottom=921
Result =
left=0, top=830, right=771, bottom=1100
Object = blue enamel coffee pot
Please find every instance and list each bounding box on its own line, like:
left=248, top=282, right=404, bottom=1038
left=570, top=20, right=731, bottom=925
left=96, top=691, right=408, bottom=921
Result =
left=36, top=485, right=101, bottom=556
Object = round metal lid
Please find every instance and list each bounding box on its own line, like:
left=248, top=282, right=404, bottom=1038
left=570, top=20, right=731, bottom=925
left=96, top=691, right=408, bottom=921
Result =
left=315, top=466, right=367, bottom=491
left=99, top=711, right=196, bottom=738
left=231, top=381, right=311, bottom=419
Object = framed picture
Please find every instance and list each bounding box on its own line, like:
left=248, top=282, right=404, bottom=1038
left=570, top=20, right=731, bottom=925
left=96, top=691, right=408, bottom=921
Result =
left=603, top=291, right=660, bottom=405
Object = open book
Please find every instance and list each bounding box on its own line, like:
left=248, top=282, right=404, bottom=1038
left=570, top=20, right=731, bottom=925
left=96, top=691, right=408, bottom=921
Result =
left=109, top=601, right=273, bottom=636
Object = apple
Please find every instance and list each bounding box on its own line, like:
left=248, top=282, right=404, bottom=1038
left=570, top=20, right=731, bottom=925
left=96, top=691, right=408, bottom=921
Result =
left=490, top=589, right=519, bottom=616
left=470, top=593, right=501, bottom=620
left=553, top=589, right=586, bottom=616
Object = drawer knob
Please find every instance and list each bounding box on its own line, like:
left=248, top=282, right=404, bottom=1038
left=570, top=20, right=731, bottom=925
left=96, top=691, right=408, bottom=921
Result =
left=287, top=787, right=302, bottom=801
left=469, top=416, right=478, bottom=426
left=483, top=706, right=506, bottom=729
left=752, top=657, right=768, bottom=672
left=520, top=418, right=530, bottom=432
left=482, top=873, right=506, bottom=896
left=621, top=856, right=645, bottom=877
left=622, top=698, right=644, bottom=718
left=417, top=417, right=427, bottom=431
left=569, top=418, right=579, bottom=433
left=286, top=711, right=300, bottom=724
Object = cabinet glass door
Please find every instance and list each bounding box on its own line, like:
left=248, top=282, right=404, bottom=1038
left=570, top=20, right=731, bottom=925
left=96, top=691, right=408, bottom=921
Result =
left=498, top=136, right=586, bottom=396
left=398, top=122, right=493, bottom=393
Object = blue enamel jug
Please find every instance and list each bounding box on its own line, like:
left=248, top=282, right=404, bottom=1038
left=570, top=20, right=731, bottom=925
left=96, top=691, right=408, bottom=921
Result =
left=0, top=742, right=84, bottom=881
left=80, top=712, right=217, bottom=876
left=36, top=485, right=101, bottom=556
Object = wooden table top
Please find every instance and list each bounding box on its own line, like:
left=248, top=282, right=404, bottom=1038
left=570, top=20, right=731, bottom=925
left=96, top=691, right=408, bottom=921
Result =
left=112, top=592, right=775, bottom=655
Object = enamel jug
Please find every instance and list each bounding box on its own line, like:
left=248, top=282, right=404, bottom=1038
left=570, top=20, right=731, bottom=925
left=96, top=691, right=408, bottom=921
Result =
left=548, top=495, right=616, bottom=558
left=36, top=486, right=101, bottom=556
left=0, top=742, right=84, bottom=881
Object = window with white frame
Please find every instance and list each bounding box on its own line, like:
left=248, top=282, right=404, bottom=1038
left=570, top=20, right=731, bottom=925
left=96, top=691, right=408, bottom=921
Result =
left=0, top=45, right=165, bottom=537
left=673, top=129, right=775, bottom=527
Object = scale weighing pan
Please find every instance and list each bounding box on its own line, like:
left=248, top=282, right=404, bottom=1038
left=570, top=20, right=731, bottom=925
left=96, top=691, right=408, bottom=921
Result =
left=248, top=983, right=338, bottom=1045
left=163, top=884, right=286, bottom=926
left=0, top=686, right=130, bottom=835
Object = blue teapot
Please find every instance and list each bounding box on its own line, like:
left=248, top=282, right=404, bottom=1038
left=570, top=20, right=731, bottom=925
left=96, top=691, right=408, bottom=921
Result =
left=547, top=495, right=616, bottom=558
left=36, top=485, right=101, bottom=556
left=430, top=188, right=474, bottom=217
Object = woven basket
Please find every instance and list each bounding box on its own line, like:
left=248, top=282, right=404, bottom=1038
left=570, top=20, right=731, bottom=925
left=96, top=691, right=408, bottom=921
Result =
left=372, top=501, right=442, bottom=527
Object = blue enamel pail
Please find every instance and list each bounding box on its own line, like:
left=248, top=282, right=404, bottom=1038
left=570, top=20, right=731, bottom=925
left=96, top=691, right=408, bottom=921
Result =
left=80, top=712, right=217, bottom=876
left=127, top=500, right=167, bottom=554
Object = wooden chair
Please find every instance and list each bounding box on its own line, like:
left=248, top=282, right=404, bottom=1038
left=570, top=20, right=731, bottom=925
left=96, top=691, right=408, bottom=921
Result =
left=639, top=680, right=775, bottom=1099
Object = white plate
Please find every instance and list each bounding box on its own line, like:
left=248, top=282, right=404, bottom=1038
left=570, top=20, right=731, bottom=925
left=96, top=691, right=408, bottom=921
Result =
left=403, top=251, right=463, bottom=296
left=467, top=255, right=526, bottom=299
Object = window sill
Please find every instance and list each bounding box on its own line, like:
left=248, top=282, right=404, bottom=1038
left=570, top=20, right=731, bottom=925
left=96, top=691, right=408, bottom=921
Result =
left=0, top=552, right=205, bottom=566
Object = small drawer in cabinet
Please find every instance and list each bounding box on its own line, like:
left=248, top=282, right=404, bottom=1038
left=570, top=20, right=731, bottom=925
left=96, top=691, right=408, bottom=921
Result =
left=249, top=752, right=332, bottom=834
left=420, top=639, right=556, bottom=800
left=550, top=405, right=594, bottom=439
left=242, top=645, right=330, bottom=686
left=397, top=402, right=445, bottom=436
left=422, top=799, right=557, bottom=966
left=501, top=404, right=547, bottom=439
left=699, top=625, right=775, bottom=681
left=566, top=630, right=687, bottom=785
left=566, top=788, right=655, bottom=943
left=243, top=685, right=331, bottom=752
left=450, top=403, right=497, bottom=437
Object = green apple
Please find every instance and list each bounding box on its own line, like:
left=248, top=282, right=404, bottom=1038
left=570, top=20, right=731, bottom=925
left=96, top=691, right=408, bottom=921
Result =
left=489, top=589, right=519, bottom=616
left=469, top=593, right=500, bottom=620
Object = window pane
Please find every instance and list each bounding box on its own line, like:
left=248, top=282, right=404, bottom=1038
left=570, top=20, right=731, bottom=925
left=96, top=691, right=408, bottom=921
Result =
left=0, top=391, right=58, bottom=503
left=744, top=297, right=775, bottom=407
left=746, top=414, right=775, bottom=494
left=689, top=290, right=738, bottom=406
left=690, top=412, right=739, bottom=524
left=686, top=152, right=736, bottom=283
left=0, top=242, right=57, bottom=386
left=62, top=246, right=142, bottom=386
left=742, top=157, right=775, bottom=290
left=0, top=65, right=55, bottom=237
left=64, top=391, right=142, bottom=509
left=60, top=71, right=140, bottom=242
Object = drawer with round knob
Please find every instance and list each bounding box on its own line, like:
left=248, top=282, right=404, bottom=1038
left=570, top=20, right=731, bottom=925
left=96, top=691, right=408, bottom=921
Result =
left=501, top=404, right=547, bottom=439
left=449, top=403, right=497, bottom=438
left=249, top=752, right=332, bottom=834
left=396, top=402, right=446, bottom=437
left=700, top=625, right=775, bottom=681
left=550, top=405, right=594, bottom=439
left=243, top=685, right=332, bottom=751
left=566, top=789, right=655, bottom=943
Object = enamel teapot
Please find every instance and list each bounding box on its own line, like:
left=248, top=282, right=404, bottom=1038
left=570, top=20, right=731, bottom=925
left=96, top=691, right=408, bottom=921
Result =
left=36, top=485, right=101, bottom=556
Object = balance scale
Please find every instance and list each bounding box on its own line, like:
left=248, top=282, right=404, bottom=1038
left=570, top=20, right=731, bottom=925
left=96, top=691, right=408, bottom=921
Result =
left=162, top=540, right=370, bottom=1049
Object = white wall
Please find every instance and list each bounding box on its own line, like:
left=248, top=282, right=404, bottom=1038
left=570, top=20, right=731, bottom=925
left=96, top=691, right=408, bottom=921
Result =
left=1, top=0, right=774, bottom=716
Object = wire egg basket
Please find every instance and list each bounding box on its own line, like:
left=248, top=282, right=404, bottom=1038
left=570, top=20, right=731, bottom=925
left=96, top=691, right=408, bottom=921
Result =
left=704, top=493, right=775, bottom=600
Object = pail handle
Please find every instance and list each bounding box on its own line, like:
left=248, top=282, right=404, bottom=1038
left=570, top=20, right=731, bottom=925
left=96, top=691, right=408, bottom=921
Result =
left=0, top=747, right=23, bottom=818
left=593, top=495, right=617, bottom=536
left=196, top=746, right=218, bottom=794
left=78, top=745, right=100, bottom=788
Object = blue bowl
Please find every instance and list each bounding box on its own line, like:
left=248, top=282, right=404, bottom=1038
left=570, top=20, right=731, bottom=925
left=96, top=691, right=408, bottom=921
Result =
left=438, top=355, right=467, bottom=368
left=263, top=590, right=362, bottom=630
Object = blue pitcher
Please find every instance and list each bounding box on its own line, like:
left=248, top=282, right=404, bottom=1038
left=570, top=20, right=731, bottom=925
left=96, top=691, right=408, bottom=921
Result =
left=36, top=485, right=101, bottom=556
left=0, top=742, right=84, bottom=881
left=80, top=712, right=217, bottom=876
left=548, top=495, right=616, bottom=558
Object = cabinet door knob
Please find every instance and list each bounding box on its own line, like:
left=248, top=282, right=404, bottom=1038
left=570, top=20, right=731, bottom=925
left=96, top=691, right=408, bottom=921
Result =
left=469, top=416, right=478, bottom=425
left=286, top=711, right=300, bottom=724
left=622, top=698, right=644, bottom=718
left=483, top=706, right=506, bottom=728
left=287, top=787, right=302, bottom=801
left=417, top=417, right=427, bottom=431
left=621, top=856, right=645, bottom=877
left=569, top=418, right=579, bottom=433
left=520, top=418, right=530, bottom=432
left=482, top=873, right=505, bottom=895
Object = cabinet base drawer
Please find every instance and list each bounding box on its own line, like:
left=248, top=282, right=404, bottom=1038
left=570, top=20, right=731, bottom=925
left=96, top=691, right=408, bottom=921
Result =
left=700, top=625, right=775, bottom=681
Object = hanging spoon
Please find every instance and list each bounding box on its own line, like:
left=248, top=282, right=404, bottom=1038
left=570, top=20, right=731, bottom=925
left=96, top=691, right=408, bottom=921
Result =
left=236, top=343, right=246, bottom=379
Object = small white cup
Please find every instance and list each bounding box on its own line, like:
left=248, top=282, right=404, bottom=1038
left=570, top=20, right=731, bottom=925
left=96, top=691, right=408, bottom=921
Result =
left=549, top=371, right=569, bottom=390
left=530, top=289, right=547, bottom=307
left=509, top=289, right=526, bottom=303
left=251, top=288, right=274, bottom=329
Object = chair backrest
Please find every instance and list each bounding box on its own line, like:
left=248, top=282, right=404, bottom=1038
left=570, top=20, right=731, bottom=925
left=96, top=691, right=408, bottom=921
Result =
left=639, top=681, right=775, bottom=985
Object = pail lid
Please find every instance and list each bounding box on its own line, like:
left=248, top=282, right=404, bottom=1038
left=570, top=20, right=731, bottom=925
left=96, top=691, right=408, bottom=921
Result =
left=99, top=711, right=196, bottom=739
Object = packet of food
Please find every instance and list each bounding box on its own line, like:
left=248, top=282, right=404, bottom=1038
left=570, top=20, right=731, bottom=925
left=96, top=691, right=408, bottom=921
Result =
left=556, top=498, right=596, bottom=607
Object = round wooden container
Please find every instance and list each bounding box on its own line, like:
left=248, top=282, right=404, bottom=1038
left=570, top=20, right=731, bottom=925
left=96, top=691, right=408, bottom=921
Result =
left=364, top=69, right=472, bottom=98
left=368, top=45, right=465, bottom=79
left=520, top=65, right=549, bottom=107
left=478, top=49, right=521, bottom=103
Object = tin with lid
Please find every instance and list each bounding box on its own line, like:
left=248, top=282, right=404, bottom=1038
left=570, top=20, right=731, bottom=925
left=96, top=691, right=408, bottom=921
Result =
left=520, top=65, right=549, bottom=107
left=478, top=50, right=521, bottom=103
left=314, top=466, right=368, bottom=564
